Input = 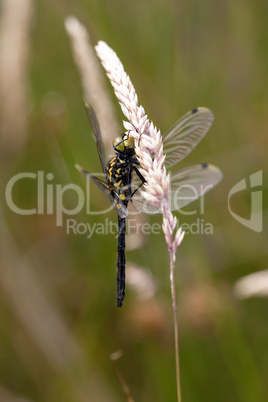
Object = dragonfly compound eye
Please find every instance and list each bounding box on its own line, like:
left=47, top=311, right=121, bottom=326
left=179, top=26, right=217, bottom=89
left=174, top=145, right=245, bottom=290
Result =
left=113, top=136, right=125, bottom=152
left=123, top=134, right=134, bottom=149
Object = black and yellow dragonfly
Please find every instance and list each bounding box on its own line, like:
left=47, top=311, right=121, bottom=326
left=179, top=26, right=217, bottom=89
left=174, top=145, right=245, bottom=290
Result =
left=76, top=104, right=145, bottom=307
left=76, top=105, right=222, bottom=307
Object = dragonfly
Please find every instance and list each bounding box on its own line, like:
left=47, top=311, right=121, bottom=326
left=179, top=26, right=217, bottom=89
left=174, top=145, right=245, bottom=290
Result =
left=76, top=104, right=222, bottom=307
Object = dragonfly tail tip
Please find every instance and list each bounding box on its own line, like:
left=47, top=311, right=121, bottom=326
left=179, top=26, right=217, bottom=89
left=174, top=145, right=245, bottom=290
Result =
left=117, top=299, right=124, bottom=308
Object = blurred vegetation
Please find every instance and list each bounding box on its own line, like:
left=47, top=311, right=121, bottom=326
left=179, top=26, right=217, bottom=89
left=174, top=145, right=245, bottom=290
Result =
left=0, top=0, right=268, bottom=401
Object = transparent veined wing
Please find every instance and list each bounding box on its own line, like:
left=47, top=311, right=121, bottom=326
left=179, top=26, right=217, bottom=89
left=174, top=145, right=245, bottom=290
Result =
left=75, top=164, right=129, bottom=219
left=127, top=170, right=162, bottom=214
left=168, top=163, right=222, bottom=211
left=131, top=192, right=161, bottom=214
left=163, top=107, right=214, bottom=170
left=131, top=163, right=222, bottom=214
left=85, top=103, right=107, bottom=174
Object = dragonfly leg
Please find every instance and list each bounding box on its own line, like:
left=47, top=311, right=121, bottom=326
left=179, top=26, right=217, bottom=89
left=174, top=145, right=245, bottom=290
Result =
left=133, top=165, right=146, bottom=184
left=130, top=166, right=146, bottom=198
left=127, top=165, right=133, bottom=198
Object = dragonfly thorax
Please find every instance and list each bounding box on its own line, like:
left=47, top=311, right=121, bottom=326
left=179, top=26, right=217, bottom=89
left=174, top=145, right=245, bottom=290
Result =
left=105, top=156, right=132, bottom=201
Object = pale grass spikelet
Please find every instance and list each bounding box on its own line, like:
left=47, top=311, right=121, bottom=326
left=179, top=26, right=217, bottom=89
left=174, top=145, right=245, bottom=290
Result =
left=96, top=42, right=148, bottom=142
left=173, top=227, right=185, bottom=250
left=162, top=199, right=178, bottom=250
left=95, top=41, right=184, bottom=255
left=65, top=18, right=118, bottom=151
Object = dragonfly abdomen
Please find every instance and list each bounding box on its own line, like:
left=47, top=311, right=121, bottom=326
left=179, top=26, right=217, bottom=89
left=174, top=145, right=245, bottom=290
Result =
left=117, top=216, right=126, bottom=307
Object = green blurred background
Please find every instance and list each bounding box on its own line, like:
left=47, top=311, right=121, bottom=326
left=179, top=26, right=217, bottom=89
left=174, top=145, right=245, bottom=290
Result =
left=0, top=0, right=267, bottom=401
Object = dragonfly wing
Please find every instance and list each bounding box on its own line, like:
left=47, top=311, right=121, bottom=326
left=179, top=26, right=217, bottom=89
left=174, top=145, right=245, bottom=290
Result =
left=130, top=164, right=222, bottom=213
left=85, top=103, right=107, bottom=174
left=131, top=191, right=161, bottom=214
left=163, top=108, right=214, bottom=170
left=75, top=164, right=129, bottom=218
left=122, top=169, right=161, bottom=214
left=168, top=163, right=222, bottom=210
left=112, top=192, right=129, bottom=219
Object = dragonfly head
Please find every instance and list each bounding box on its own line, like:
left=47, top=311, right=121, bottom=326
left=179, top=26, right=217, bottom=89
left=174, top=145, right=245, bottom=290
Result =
left=113, top=133, right=135, bottom=157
